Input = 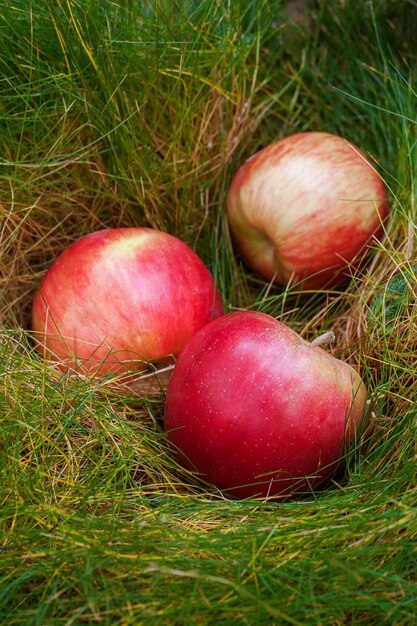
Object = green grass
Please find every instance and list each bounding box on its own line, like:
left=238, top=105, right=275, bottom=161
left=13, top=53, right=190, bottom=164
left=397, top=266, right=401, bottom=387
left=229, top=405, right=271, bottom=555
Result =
left=1, top=0, right=417, bottom=623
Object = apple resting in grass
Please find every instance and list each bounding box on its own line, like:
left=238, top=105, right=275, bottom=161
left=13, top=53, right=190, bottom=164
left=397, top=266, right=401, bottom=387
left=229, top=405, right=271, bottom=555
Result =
left=164, top=311, right=367, bottom=499
left=227, top=131, right=389, bottom=288
left=32, top=228, right=223, bottom=376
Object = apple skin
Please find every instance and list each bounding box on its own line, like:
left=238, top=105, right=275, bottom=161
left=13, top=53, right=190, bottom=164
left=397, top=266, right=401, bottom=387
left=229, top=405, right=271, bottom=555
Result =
left=31, top=228, right=223, bottom=375
left=227, top=132, right=389, bottom=288
left=164, top=311, right=367, bottom=499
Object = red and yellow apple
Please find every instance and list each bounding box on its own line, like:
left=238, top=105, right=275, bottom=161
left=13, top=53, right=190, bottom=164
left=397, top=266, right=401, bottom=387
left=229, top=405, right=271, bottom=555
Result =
left=32, top=227, right=223, bottom=376
left=227, top=131, right=389, bottom=288
left=165, top=311, right=367, bottom=499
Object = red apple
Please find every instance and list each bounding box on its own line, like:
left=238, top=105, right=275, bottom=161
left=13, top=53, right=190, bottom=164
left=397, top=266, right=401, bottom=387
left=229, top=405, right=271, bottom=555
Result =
left=164, top=311, right=367, bottom=499
left=227, top=131, right=389, bottom=288
left=32, top=227, right=223, bottom=376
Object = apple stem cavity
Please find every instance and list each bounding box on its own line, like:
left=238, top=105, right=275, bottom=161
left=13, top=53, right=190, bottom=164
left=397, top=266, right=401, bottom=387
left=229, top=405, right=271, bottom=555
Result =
left=310, top=330, right=336, bottom=348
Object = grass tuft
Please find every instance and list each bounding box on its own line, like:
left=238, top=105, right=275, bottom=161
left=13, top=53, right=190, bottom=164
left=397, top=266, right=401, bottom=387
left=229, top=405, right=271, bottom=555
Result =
left=1, top=0, right=417, bottom=623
